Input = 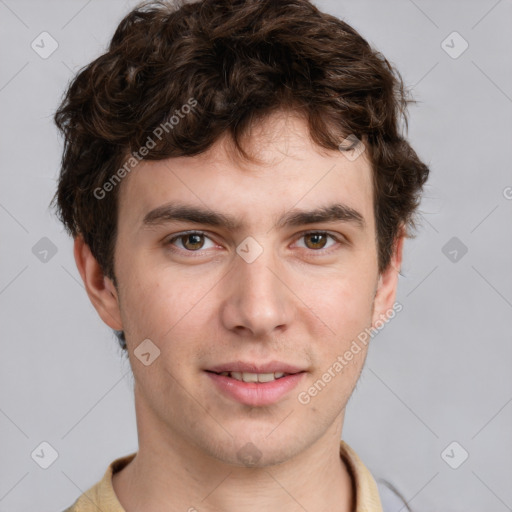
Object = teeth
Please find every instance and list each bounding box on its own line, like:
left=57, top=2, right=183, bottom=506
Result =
left=220, top=371, right=289, bottom=382
left=257, top=373, right=276, bottom=382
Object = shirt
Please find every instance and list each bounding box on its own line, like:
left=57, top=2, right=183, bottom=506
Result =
left=62, top=440, right=383, bottom=511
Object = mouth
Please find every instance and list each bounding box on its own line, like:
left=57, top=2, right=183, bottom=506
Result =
left=204, top=363, right=307, bottom=406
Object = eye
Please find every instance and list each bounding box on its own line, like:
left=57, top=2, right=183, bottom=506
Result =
left=165, top=230, right=344, bottom=256
left=295, top=231, right=341, bottom=251
left=166, top=231, right=217, bottom=252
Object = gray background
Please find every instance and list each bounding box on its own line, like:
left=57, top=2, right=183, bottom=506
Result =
left=1, top=0, right=511, bottom=510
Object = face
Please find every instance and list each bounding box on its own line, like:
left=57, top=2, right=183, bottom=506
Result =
left=78, top=111, right=402, bottom=467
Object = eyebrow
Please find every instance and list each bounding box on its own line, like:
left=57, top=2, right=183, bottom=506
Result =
left=141, top=201, right=366, bottom=231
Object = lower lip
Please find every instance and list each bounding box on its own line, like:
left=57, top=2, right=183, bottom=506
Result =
left=205, top=371, right=306, bottom=406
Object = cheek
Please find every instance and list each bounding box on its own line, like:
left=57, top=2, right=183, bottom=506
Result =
left=115, top=262, right=170, bottom=346
left=307, top=273, right=375, bottom=338
left=118, top=262, right=217, bottom=356
left=298, top=272, right=375, bottom=391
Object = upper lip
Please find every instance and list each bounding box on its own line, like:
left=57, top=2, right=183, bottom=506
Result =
left=206, top=361, right=306, bottom=374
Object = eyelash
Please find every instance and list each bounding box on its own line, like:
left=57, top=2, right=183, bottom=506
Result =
left=165, top=230, right=345, bottom=256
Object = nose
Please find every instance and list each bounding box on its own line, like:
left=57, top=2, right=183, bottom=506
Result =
left=219, top=245, right=294, bottom=338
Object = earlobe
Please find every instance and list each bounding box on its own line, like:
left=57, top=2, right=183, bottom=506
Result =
left=73, top=235, right=123, bottom=331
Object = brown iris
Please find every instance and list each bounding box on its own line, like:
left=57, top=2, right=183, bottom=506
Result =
left=180, top=233, right=205, bottom=250
left=303, top=233, right=328, bottom=250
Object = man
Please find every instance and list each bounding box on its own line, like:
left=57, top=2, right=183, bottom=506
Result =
left=53, top=0, right=429, bottom=510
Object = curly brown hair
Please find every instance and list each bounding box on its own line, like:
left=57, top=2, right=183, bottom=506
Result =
left=51, top=0, right=429, bottom=311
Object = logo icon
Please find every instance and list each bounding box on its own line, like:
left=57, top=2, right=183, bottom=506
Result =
left=338, top=134, right=366, bottom=161
left=31, top=32, right=59, bottom=59
left=441, top=441, right=469, bottom=469
left=441, top=236, right=468, bottom=263
left=236, top=236, right=264, bottom=264
left=441, top=32, right=469, bottom=59
left=31, top=441, right=59, bottom=469
left=134, top=338, right=161, bottom=366
left=237, top=442, right=263, bottom=466
left=32, top=237, right=58, bottom=263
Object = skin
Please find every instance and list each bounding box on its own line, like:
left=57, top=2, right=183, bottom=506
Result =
left=75, top=110, right=403, bottom=512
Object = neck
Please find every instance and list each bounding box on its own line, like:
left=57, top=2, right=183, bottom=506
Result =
left=112, top=397, right=354, bottom=512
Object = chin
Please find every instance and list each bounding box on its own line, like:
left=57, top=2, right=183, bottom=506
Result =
left=204, top=429, right=302, bottom=468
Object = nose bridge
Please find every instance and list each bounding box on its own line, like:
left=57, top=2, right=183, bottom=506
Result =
left=239, top=248, right=279, bottom=298
left=221, top=239, right=292, bottom=336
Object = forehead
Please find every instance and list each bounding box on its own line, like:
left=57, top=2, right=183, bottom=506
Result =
left=117, top=112, right=375, bottom=235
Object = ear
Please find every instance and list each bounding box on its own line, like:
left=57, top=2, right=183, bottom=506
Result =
left=371, top=226, right=405, bottom=327
left=73, top=235, right=123, bottom=331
